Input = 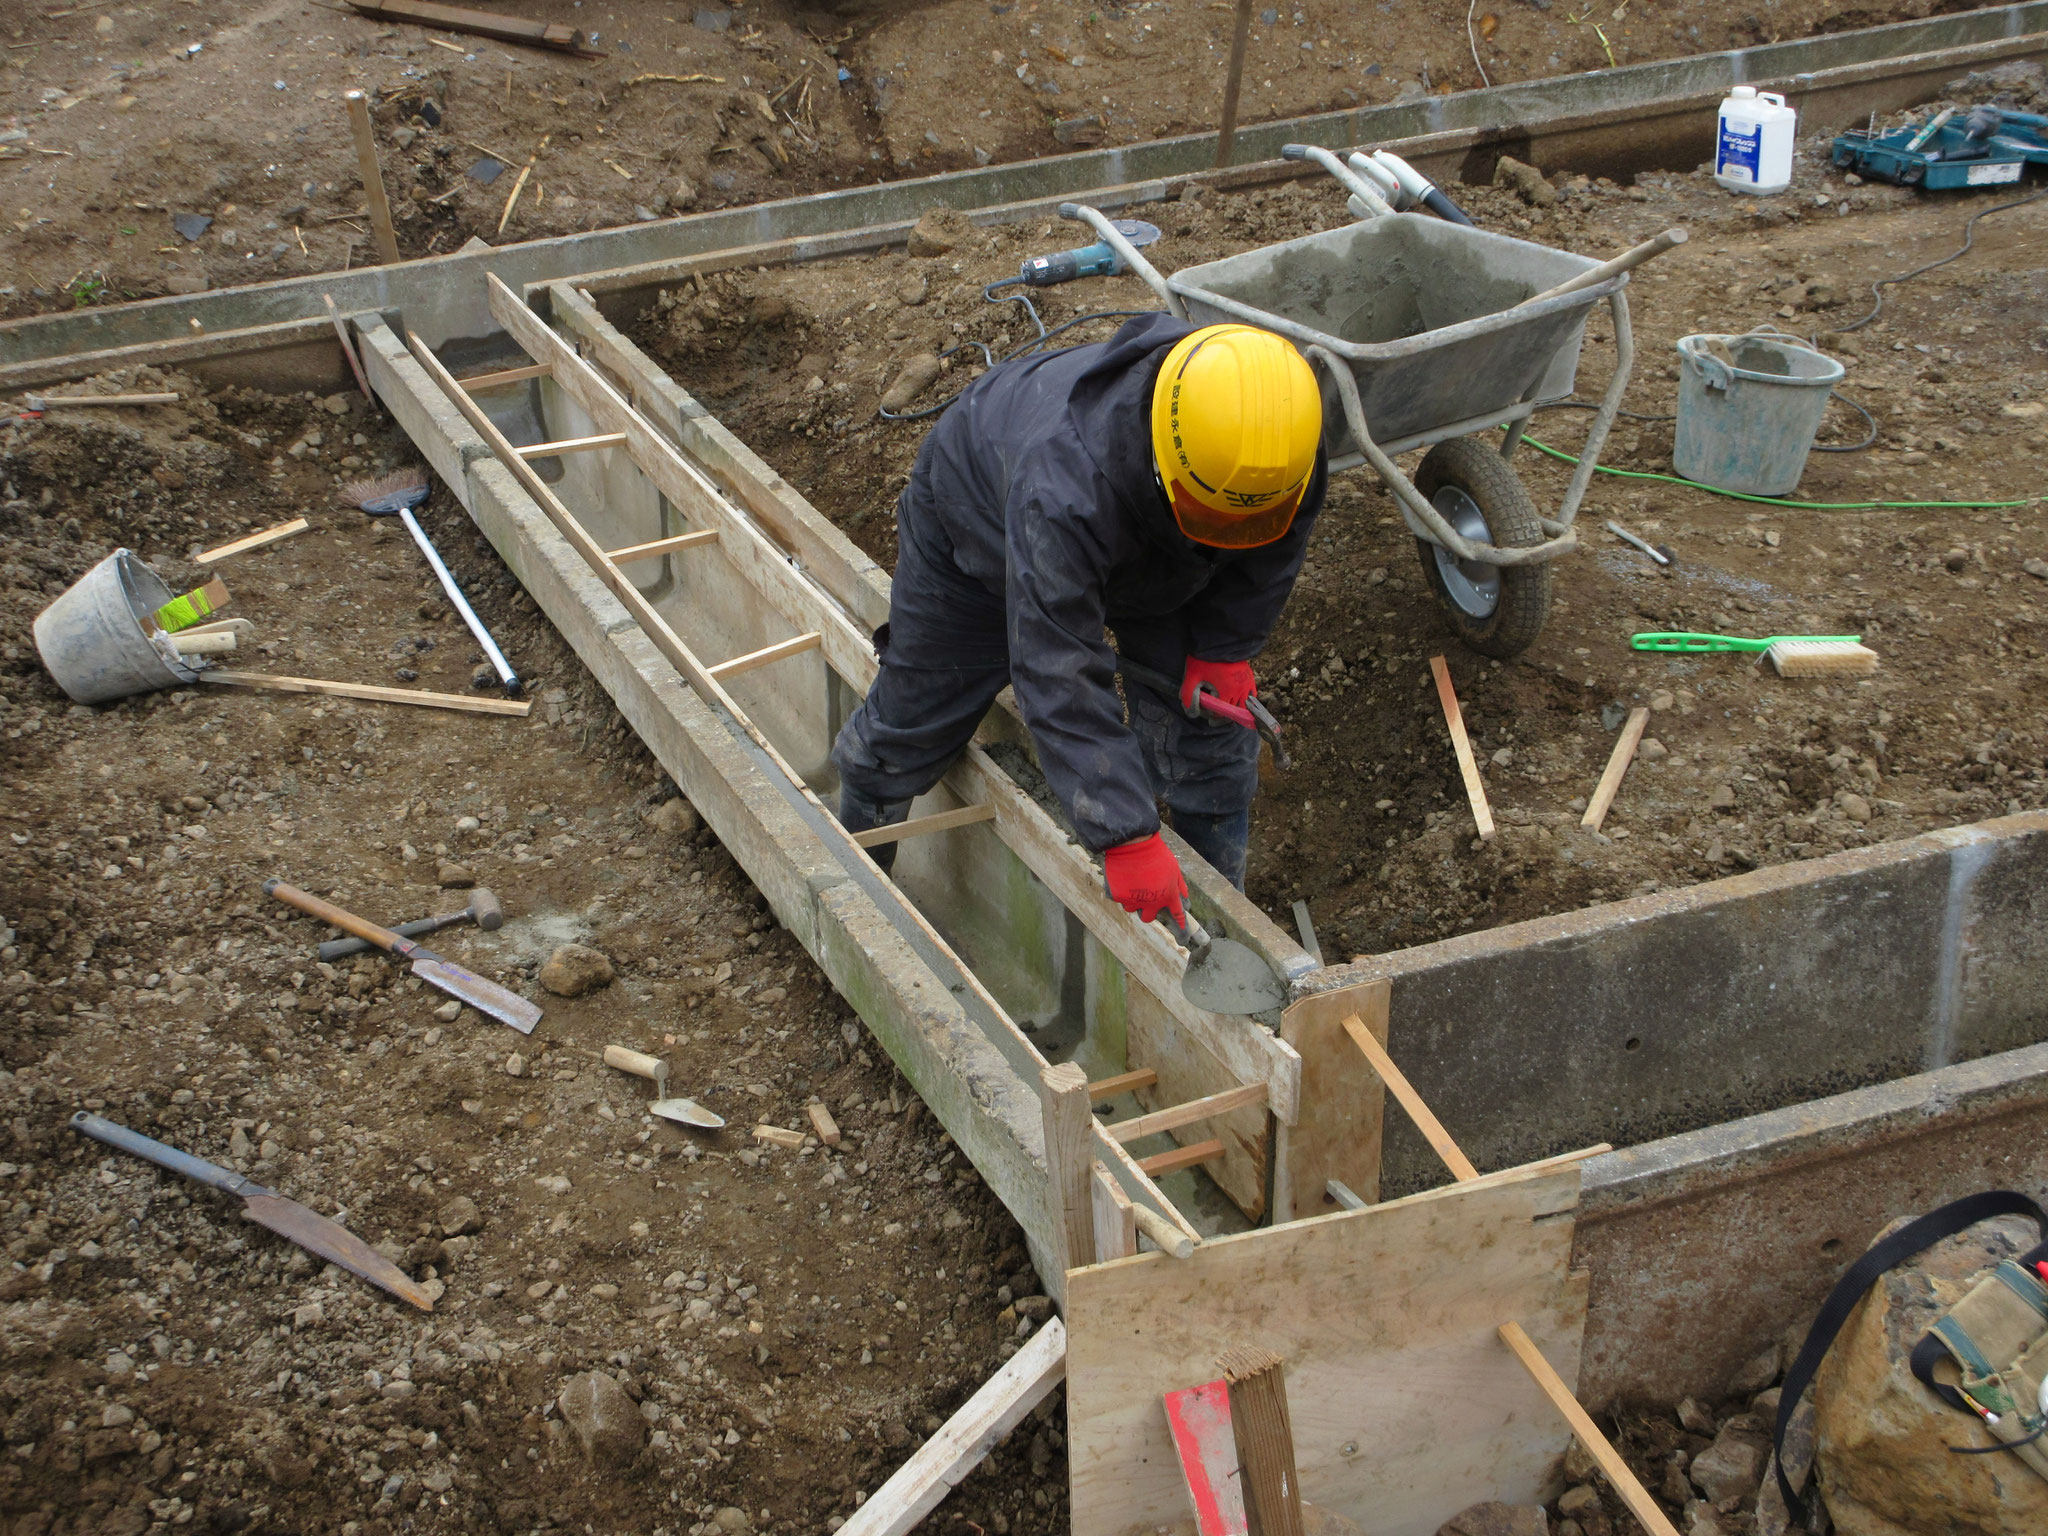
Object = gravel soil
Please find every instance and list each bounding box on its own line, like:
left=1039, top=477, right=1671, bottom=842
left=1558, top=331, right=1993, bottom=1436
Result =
left=631, top=83, right=2048, bottom=962
left=0, top=378, right=1062, bottom=1535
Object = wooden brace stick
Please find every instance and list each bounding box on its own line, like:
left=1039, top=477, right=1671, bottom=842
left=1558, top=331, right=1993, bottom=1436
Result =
left=606, top=529, right=720, bottom=564
left=1088, top=1067, right=1159, bottom=1102
left=1341, top=1014, right=1479, bottom=1183
left=1429, top=654, right=1495, bottom=840
left=835, top=1317, right=1066, bottom=1536
left=456, top=361, right=551, bottom=391
left=514, top=431, right=629, bottom=458
left=1131, top=1200, right=1197, bottom=1259
left=1138, top=1139, right=1224, bottom=1178
left=200, top=671, right=531, bottom=717
left=1583, top=706, right=1650, bottom=832
left=1498, top=1321, right=1682, bottom=1536
left=850, top=803, right=997, bottom=849
left=343, top=91, right=401, bottom=265
left=196, top=518, right=310, bottom=564
left=1107, top=1082, right=1267, bottom=1144
left=705, top=631, right=822, bottom=681
left=324, top=294, right=374, bottom=401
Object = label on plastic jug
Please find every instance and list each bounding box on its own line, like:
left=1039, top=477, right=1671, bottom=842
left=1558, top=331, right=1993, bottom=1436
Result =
left=1967, top=161, right=2022, bottom=185
left=1717, top=119, right=1760, bottom=183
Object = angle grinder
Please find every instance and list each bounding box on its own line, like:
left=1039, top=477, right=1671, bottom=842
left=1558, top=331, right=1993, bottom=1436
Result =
left=1019, top=219, right=1162, bottom=286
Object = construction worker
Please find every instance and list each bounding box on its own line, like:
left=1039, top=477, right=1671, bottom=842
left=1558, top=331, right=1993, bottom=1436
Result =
left=833, top=314, right=1325, bottom=928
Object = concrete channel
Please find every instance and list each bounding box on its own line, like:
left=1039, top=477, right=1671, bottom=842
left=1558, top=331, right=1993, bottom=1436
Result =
left=14, top=14, right=2048, bottom=1442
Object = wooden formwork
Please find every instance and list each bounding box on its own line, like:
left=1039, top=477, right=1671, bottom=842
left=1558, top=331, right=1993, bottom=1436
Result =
left=357, top=280, right=1648, bottom=1535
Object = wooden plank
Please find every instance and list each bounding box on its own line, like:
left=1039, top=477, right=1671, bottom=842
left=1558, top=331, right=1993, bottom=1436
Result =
left=457, top=361, right=551, bottom=390
left=1497, top=1321, right=1681, bottom=1536
left=705, top=630, right=822, bottom=681
left=1042, top=1063, right=1096, bottom=1293
left=342, top=0, right=590, bottom=54
left=1139, top=1138, right=1224, bottom=1178
left=26, top=391, right=179, bottom=408
left=1065, top=1163, right=1588, bottom=1536
left=1092, top=1164, right=1137, bottom=1263
left=1165, top=1380, right=1247, bottom=1536
left=1582, top=706, right=1650, bottom=833
left=607, top=528, right=719, bottom=564
left=1429, top=655, right=1495, bottom=841
left=850, top=803, right=998, bottom=849
left=510, top=276, right=1304, bottom=1129
left=195, top=517, right=309, bottom=564
left=1220, top=1347, right=1306, bottom=1536
left=514, top=431, right=629, bottom=458
left=1107, top=1083, right=1268, bottom=1145
left=837, top=1316, right=1067, bottom=1536
left=200, top=670, right=530, bottom=716
left=1123, top=977, right=1269, bottom=1219
left=1273, top=980, right=1388, bottom=1221
left=1089, top=1067, right=1159, bottom=1102
left=1341, top=1013, right=1479, bottom=1184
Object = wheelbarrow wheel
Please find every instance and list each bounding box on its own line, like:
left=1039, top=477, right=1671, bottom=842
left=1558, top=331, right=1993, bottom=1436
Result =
left=1412, top=437, right=1551, bottom=660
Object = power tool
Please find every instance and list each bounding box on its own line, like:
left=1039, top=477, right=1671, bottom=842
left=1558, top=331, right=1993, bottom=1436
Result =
left=1019, top=219, right=1161, bottom=286
left=1829, top=106, right=2048, bottom=190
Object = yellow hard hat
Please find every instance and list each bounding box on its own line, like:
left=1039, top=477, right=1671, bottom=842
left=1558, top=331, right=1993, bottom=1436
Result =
left=1150, top=324, right=1321, bottom=549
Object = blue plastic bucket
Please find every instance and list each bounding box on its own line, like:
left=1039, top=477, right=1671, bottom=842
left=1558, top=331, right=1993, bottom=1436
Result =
left=1673, top=332, right=1845, bottom=496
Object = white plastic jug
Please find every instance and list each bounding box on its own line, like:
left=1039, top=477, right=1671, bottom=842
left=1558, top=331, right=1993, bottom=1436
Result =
left=1714, top=86, right=1796, bottom=195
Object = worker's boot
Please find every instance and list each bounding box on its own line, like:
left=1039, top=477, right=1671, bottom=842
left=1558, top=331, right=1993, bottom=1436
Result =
left=1170, top=808, right=1249, bottom=892
left=839, top=786, right=913, bottom=874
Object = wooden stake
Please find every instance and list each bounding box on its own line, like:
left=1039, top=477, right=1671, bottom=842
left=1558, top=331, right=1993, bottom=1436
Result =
left=343, top=91, right=402, bottom=265
left=1217, top=1346, right=1306, bottom=1536
left=200, top=671, right=530, bottom=716
left=1429, top=655, right=1495, bottom=840
left=195, top=517, right=310, bottom=564
left=1040, top=1062, right=1096, bottom=1284
left=1137, top=1139, right=1224, bottom=1178
left=850, top=803, right=997, bottom=849
left=1215, top=0, right=1255, bottom=169
left=1341, top=1014, right=1479, bottom=1183
left=1582, top=706, right=1650, bottom=832
left=1107, top=1082, right=1267, bottom=1144
left=835, top=1317, right=1066, bottom=1536
left=324, top=294, right=374, bottom=401
left=1497, top=1321, right=1682, bottom=1536
left=606, top=529, right=719, bottom=564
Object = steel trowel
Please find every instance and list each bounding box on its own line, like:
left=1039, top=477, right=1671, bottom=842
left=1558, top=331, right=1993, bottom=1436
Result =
left=603, top=1045, right=725, bottom=1129
left=1160, top=912, right=1287, bottom=1016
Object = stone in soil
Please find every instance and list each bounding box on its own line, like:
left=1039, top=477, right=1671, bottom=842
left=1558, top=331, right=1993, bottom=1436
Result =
left=540, top=941, right=615, bottom=996
left=1438, top=1501, right=1548, bottom=1536
left=557, top=1371, right=644, bottom=1466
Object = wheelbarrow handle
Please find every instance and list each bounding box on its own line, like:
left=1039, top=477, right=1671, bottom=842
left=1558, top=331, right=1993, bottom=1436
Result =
left=1520, top=228, right=1688, bottom=309
left=1281, top=143, right=1397, bottom=218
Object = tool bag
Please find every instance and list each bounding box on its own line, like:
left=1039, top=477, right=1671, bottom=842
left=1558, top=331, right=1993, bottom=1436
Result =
left=1774, top=1190, right=2048, bottom=1522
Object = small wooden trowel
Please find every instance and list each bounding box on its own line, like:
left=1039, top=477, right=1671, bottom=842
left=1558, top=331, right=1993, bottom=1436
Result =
left=603, top=1045, right=724, bottom=1129
left=70, top=1112, right=432, bottom=1310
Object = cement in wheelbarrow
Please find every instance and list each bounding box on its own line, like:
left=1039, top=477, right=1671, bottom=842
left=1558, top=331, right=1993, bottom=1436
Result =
left=1170, top=216, right=1625, bottom=457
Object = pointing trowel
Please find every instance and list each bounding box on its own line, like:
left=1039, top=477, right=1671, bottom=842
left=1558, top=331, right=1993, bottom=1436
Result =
left=1159, top=912, right=1286, bottom=1016
left=603, top=1045, right=725, bottom=1129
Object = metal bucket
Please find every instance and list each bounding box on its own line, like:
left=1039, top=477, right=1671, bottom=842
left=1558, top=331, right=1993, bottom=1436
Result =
left=32, top=548, right=201, bottom=704
left=1673, top=332, right=1845, bottom=496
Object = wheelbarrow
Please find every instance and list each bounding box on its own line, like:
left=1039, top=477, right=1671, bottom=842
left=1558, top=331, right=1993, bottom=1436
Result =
left=1061, top=154, right=1683, bottom=657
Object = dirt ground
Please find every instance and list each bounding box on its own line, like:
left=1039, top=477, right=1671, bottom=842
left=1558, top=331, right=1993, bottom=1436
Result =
left=0, top=379, right=1065, bottom=1535
left=633, top=69, right=2048, bottom=963
left=0, top=0, right=2016, bottom=318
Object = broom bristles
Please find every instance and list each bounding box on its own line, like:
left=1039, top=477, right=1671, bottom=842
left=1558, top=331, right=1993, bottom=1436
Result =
left=340, top=467, right=430, bottom=512
left=1766, top=639, right=1879, bottom=677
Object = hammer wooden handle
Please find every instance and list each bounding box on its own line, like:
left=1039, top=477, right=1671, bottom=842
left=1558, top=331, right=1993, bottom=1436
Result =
left=604, top=1046, right=668, bottom=1089
left=265, top=879, right=408, bottom=954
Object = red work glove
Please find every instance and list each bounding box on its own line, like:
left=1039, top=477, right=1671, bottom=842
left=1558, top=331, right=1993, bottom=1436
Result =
left=1103, top=832, right=1187, bottom=926
left=1181, top=656, right=1257, bottom=713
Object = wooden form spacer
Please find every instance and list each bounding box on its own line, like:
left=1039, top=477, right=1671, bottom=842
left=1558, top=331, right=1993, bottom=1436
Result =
left=850, top=803, right=998, bottom=850
left=705, top=631, right=822, bottom=681
left=1137, top=1139, right=1224, bottom=1178
left=606, top=528, right=720, bottom=564
left=456, top=362, right=552, bottom=391
left=201, top=671, right=530, bottom=716
left=1087, top=1067, right=1159, bottom=1102
left=515, top=431, right=630, bottom=458
left=1106, top=1082, right=1267, bottom=1144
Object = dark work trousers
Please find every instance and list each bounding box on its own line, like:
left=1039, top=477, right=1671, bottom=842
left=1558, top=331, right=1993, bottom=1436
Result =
left=831, top=496, right=1260, bottom=888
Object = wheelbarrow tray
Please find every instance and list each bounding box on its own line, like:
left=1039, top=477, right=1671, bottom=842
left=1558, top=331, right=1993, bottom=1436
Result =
left=1169, top=215, right=1624, bottom=458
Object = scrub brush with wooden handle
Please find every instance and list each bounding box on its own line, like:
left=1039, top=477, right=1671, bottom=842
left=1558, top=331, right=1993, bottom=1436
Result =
left=1630, top=631, right=1879, bottom=676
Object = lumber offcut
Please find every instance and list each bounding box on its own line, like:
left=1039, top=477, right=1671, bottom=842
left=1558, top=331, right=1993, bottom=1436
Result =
left=200, top=671, right=530, bottom=716
left=343, top=0, right=594, bottom=55
left=1429, top=655, right=1495, bottom=839
left=1219, top=1346, right=1306, bottom=1536
left=1582, top=706, right=1650, bottom=832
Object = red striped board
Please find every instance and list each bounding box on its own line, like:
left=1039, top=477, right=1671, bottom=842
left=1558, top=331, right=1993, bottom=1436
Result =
left=1163, top=1378, right=1245, bottom=1536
